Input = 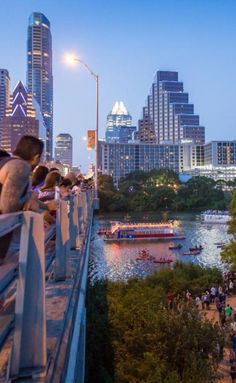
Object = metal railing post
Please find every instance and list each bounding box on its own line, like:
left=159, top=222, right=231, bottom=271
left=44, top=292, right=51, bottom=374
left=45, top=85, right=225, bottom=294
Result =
left=8, top=211, right=46, bottom=380
left=55, top=200, right=69, bottom=281
left=81, top=192, right=88, bottom=224
left=78, top=194, right=84, bottom=234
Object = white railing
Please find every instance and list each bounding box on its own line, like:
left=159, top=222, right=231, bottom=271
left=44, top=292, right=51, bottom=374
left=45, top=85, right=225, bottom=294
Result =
left=0, top=190, right=95, bottom=381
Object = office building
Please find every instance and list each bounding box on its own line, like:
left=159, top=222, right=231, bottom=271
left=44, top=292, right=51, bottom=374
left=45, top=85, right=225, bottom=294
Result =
left=55, top=133, right=73, bottom=167
left=0, top=81, right=39, bottom=153
left=180, top=140, right=236, bottom=184
left=0, top=69, right=10, bottom=122
left=138, top=71, right=205, bottom=145
left=101, top=141, right=203, bottom=186
left=27, top=12, right=53, bottom=159
left=105, top=101, right=136, bottom=143
left=204, top=141, right=236, bottom=167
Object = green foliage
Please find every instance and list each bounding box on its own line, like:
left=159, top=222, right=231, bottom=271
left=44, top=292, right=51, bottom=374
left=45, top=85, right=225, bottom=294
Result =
left=86, top=264, right=224, bottom=383
left=98, top=171, right=230, bottom=212
left=221, top=189, right=236, bottom=267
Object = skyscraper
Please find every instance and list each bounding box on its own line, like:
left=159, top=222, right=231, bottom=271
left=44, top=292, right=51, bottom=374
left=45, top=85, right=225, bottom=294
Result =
left=138, top=71, right=205, bottom=145
left=105, top=101, right=136, bottom=143
left=134, top=106, right=156, bottom=143
left=55, top=133, right=73, bottom=167
left=0, top=69, right=10, bottom=122
left=27, top=12, right=53, bottom=159
left=0, top=81, right=39, bottom=153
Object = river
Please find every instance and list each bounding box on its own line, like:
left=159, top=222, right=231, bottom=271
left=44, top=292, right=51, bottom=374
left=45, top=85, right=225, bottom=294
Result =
left=89, top=212, right=231, bottom=282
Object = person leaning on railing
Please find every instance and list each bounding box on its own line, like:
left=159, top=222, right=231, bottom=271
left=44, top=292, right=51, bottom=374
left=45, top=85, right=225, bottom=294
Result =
left=0, top=135, right=58, bottom=259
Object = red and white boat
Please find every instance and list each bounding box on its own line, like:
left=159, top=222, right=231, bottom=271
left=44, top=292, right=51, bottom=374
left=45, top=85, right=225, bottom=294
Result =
left=104, top=221, right=185, bottom=242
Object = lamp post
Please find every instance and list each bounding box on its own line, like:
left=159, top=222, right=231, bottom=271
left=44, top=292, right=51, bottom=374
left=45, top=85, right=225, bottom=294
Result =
left=65, top=55, right=99, bottom=203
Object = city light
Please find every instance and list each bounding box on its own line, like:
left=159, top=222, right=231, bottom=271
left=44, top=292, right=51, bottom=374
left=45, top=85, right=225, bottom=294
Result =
left=64, top=53, right=77, bottom=67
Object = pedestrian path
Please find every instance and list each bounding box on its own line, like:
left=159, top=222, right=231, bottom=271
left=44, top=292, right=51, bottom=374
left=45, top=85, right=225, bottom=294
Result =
left=203, top=295, right=236, bottom=382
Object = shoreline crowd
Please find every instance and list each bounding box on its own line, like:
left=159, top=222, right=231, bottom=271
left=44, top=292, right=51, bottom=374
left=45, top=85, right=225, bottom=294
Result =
left=166, top=277, right=236, bottom=382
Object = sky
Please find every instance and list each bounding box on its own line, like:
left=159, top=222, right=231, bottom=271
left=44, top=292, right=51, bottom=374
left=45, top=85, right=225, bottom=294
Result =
left=0, top=0, right=236, bottom=171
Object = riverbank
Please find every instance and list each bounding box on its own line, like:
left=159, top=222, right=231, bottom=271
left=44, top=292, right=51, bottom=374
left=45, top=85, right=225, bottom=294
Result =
left=86, top=263, right=225, bottom=383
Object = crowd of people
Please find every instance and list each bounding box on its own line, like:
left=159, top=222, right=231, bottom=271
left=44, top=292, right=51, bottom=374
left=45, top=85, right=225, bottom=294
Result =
left=0, top=135, right=94, bottom=260
left=166, top=278, right=236, bottom=382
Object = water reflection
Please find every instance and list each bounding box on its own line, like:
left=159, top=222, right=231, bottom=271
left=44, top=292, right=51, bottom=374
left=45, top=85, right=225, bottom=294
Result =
left=89, top=212, right=230, bottom=282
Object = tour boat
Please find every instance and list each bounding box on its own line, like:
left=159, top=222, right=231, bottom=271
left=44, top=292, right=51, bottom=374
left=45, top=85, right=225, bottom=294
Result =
left=104, top=221, right=185, bottom=242
left=200, top=210, right=230, bottom=224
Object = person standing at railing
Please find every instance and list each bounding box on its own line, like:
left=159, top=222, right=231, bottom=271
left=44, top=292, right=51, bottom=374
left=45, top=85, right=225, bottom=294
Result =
left=32, top=165, right=49, bottom=196
left=38, top=171, right=62, bottom=226
left=0, top=136, right=49, bottom=258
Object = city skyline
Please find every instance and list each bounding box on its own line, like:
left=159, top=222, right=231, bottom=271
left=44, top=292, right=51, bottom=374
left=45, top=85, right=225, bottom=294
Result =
left=0, top=0, right=235, bottom=170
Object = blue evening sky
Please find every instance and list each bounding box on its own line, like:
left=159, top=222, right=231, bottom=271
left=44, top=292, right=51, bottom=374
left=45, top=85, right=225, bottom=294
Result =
left=0, top=0, right=235, bottom=170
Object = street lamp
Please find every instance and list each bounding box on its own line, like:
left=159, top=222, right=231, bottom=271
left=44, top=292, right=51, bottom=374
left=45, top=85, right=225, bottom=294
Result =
left=65, top=54, right=99, bottom=204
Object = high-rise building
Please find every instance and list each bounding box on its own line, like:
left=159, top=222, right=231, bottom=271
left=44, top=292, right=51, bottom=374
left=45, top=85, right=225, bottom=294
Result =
left=134, top=106, right=156, bottom=143
left=105, top=101, right=136, bottom=143
left=27, top=12, right=53, bottom=159
left=138, top=71, right=205, bottom=145
left=101, top=141, right=204, bottom=186
left=204, top=141, right=236, bottom=167
left=0, top=81, right=39, bottom=153
left=55, top=133, right=73, bottom=167
left=0, top=69, right=10, bottom=122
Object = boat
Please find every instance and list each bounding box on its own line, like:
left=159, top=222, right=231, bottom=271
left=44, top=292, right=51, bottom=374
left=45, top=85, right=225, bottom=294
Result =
left=104, top=221, right=185, bottom=242
left=189, top=245, right=203, bottom=252
left=217, top=244, right=226, bottom=249
left=200, top=210, right=230, bottom=224
left=182, top=250, right=201, bottom=256
left=214, top=242, right=226, bottom=246
left=169, top=243, right=182, bottom=250
left=136, top=249, right=155, bottom=261
left=153, top=258, right=174, bottom=264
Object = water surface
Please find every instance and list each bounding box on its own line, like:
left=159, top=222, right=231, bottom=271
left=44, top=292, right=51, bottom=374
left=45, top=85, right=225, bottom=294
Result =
left=89, top=212, right=230, bottom=282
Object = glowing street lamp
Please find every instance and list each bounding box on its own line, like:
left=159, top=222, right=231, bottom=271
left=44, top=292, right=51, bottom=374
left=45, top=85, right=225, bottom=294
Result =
left=64, top=53, right=99, bottom=203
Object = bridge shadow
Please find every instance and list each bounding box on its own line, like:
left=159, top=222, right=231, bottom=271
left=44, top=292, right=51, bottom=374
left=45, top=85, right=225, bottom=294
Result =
left=85, top=279, right=114, bottom=383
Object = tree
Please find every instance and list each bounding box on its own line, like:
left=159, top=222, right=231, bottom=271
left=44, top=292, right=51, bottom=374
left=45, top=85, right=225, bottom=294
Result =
left=221, top=189, right=236, bottom=267
left=86, top=264, right=224, bottom=383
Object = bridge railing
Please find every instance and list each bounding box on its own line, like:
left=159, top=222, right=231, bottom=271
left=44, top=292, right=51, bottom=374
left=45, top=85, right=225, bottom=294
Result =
left=0, top=190, right=94, bottom=381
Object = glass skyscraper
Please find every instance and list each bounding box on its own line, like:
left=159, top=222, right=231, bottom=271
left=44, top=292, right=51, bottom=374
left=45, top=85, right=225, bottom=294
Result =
left=0, top=69, right=10, bottom=122
left=105, top=101, right=136, bottom=143
left=27, top=12, right=53, bottom=159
